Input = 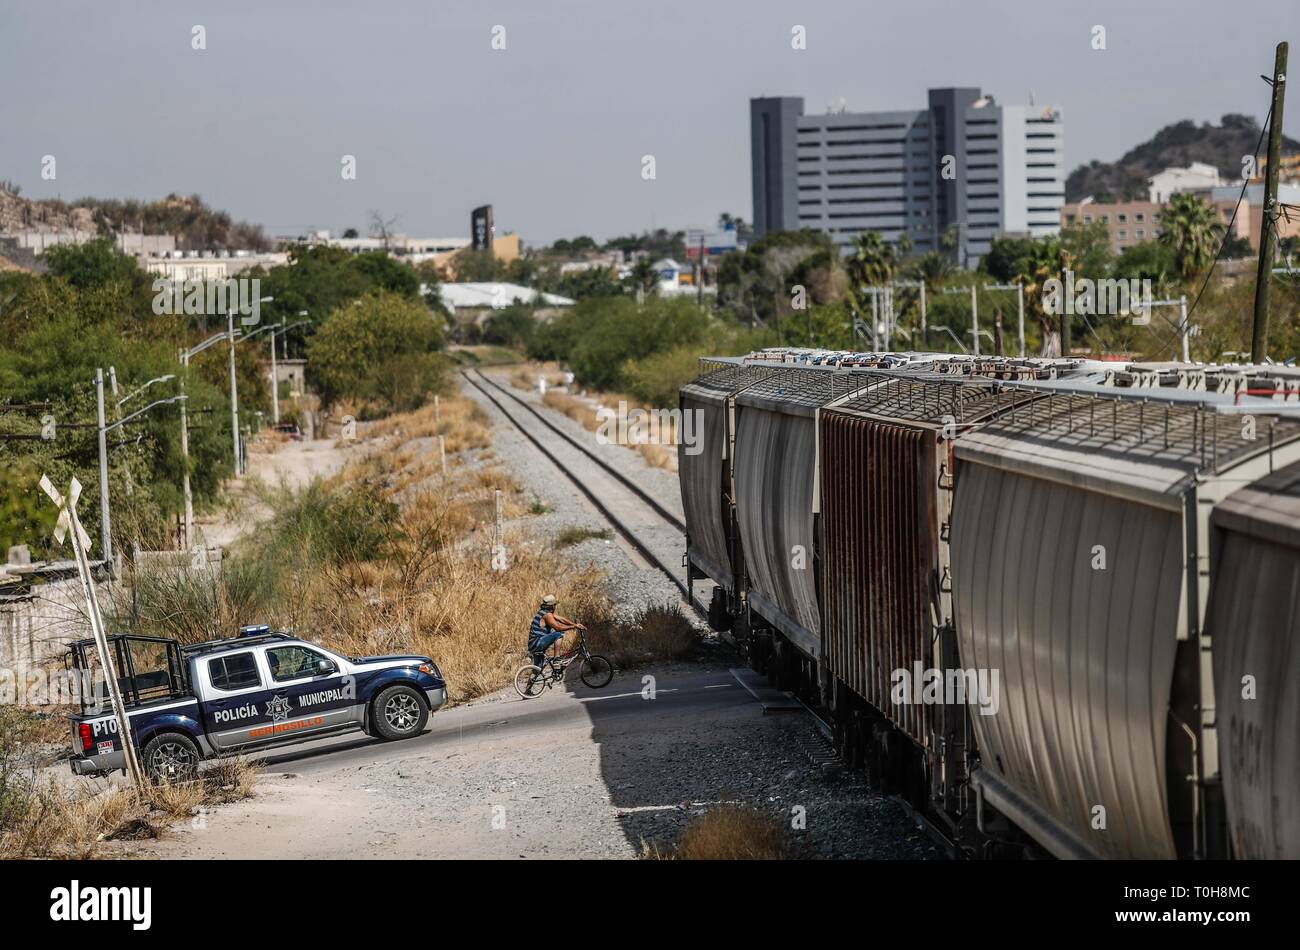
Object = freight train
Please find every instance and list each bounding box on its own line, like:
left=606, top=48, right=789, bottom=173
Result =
left=678, top=349, right=1300, bottom=859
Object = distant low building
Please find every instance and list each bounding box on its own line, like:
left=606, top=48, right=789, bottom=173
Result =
left=1205, top=182, right=1300, bottom=249
left=431, top=282, right=575, bottom=314
left=1147, top=162, right=1225, bottom=203
left=274, top=358, right=307, bottom=398
left=1061, top=196, right=1249, bottom=254
left=144, top=252, right=289, bottom=282
left=0, top=229, right=177, bottom=258
left=1060, top=182, right=1300, bottom=255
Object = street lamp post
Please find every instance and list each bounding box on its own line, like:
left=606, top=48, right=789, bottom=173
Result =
left=115, top=374, right=175, bottom=413
left=178, top=352, right=192, bottom=550
left=95, top=374, right=188, bottom=566
left=95, top=369, right=112, bottom=565
left=269, top=329, right=279, bottom=425
left=227, top=309, right=240, bottom=475
left=226, top=297, right=273, bottom=475
left=179, top=330, right=236, bottom=548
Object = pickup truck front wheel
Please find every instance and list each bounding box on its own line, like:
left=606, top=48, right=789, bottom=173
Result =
left=371, top=685, right=429, bottom=740
left=141, top=732, right=201, bottom=784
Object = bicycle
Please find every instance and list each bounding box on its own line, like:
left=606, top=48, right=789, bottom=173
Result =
left=513, top=628, right=613, bottom=699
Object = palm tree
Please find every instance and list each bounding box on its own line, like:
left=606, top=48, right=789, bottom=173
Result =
left=909, top=251, right=955, bottom=293
left=844, top=232, right=895, bottom=344
left=627, top=257, right=659, bottom=296
left=1158, top=193, right=1224, bottom=282
left=846, top=231, right=896, bottom=287
left=1016, top=238, right=1072, bottom=357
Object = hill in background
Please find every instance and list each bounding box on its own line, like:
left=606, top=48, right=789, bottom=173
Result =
left=0, top=187, right=270, bottom=251
left=1065, top=113, right=1300, bottom=202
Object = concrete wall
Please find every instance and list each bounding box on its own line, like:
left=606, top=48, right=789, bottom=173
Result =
left=0, top=572, right=101, bottom=672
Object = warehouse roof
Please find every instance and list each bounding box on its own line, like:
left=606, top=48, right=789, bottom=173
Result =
left=431, top=282, right=575, bottom=312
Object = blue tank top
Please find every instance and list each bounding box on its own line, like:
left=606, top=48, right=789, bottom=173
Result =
left=529, top=607, right=550, bottom=645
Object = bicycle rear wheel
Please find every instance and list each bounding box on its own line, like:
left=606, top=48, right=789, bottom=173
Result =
left=580, top=654, right=613, bottom=688
left=514, top=664, right=548, bottom=699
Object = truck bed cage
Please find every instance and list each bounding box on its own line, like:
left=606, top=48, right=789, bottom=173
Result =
left=67, top=633, right=189, bottom=712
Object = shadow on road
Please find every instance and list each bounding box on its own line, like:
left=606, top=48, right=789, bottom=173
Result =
left=558, top=658, right=800, bottom=854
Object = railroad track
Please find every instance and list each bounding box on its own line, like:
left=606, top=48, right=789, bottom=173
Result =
left=463, top=366, right=955, bottom=854
left=460, top=368, right=698, bottom=608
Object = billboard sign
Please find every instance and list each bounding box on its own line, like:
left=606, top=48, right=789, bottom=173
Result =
left=682, top=222, right=739, bottom=258
left=471, top=205, right=494, bottom=250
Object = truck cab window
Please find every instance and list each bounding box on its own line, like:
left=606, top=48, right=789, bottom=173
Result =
left=266, top=646, right=330, bottom=682
left=209, top=652, right=261, bottom=691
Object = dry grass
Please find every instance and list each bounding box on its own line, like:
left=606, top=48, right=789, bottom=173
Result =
left=199, top=393, right=684, bottom=704
left=0, top=758, right=260, bottom=859
left=556, top=526, right=612, bottom=547
left=541, top=390, right=676, bottom=471
left=365, top=395, right=492, bottom=455
left=511, top=363, right=567, bottom=391
left=584, top=602, right=698, bottom=667
left=643, top=803, right=801, bottom=860
left=269, top=394, right=699, bottom=699
left=542, top=389, right=602, bottom=431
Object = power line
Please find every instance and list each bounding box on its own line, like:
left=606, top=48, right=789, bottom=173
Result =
left=1154, top=98, right=1274, bottom=361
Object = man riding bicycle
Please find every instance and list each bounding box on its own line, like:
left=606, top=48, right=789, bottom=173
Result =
left=528, top=594, right=585, bottom=669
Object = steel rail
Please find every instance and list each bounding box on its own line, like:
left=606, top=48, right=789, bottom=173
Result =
left=468, top=368, right=686, bottom=532
left=460, top=369, right=692, bottom=601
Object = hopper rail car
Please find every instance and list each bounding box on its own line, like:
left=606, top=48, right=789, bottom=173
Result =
left=678, top=350, right=1300, bottom=859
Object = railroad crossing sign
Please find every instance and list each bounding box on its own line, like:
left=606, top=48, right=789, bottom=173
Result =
left=40, top=474, right=144, bottom=787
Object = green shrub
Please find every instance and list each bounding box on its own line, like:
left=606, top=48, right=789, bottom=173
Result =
left=308, top=289, right=449, bottom=414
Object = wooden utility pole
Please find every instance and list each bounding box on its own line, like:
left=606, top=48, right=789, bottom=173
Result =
left=1252, top=41, right=1289, bottom=362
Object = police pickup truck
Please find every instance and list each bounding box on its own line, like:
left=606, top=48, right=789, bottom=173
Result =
left=67, top=626, right=447, bottom=782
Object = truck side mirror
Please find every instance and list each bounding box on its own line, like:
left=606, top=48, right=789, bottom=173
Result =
left=316, top=659, right=337, bottom=676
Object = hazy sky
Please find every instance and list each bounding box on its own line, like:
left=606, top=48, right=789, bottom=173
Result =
left=2, top=1, right=1297, bottom=245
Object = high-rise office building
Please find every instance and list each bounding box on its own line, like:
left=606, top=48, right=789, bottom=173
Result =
left=750, top=88, right=1065, bottom=265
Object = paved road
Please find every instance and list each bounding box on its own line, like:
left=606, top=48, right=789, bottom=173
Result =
left=136, top=665, right=824, bottom=859
left=254, top=667, right=749, bottom=777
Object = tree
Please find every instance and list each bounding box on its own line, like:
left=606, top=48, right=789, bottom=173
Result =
left=626, top=258, right=660, bottom=296
left=846, top=232, right=895, bottom=288
left=450, top=248, right=504, bottom=282
left=980, top=236, right=1039, bottom=283
left=342, top=228, right=359, bottom=239
left=908, top=251, right=956, bottom=292
left=845, top=232, right=895, bottom=332
left=1115, top=240, right=1177, bottom=295
left=1059, top=220, right=1114, bottom=277
left=716, top=228, right=834, bottom=326
left=1158, top=192, right=1224, bottom=282
left=307, top=290, right=448, bottom=414
left=550, top=236, right=598, bottom=255
left=557, top=266, right=623, bottom=300
left=1015, top=238, right=1073, bottom=357
left=481, top=305, right=537, bottom=347
left=42, top=238, right=147, bottom=293
left=254, top=246, right=423, bottom=356
left=368, top=210, right=399, bottom=250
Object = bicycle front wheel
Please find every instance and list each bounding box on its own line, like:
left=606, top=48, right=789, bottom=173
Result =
left=514, top=664, right=547, bottom=699
left=580, top=654, right=613, bottom=688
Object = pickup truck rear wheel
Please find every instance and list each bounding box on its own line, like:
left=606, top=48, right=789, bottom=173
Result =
left=372, top=685, right=428, bottom=740
left=142, top=732, right=201, bottom=784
